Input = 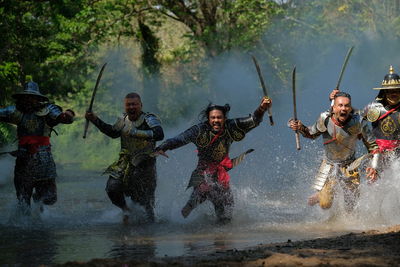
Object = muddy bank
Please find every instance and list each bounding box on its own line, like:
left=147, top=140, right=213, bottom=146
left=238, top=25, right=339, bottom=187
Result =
left=57, top=225, right=400, bottom=267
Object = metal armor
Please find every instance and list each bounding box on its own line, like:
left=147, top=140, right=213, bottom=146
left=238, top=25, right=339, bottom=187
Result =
left=363, top=101, right=400, bottom=140
left=113, top=112, right=161, bottom=157
left=305, top=111, right=378, bottom=162
left=312, top=158, right=363, bottom=191
left=0, top=104, right=62, bottom=137
left=305, top=111, right=379, bottom=191
left=158, top=114, right=258, bottom=163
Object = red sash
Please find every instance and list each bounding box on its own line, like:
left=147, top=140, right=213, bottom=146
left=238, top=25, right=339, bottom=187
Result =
left=205, top=156, right=233, bottom=188
left=19, top=136, right=50, bottom=154
left=378, top=103, right=400, bottom=121
left=376, top=139, right=400, bottom=152
left=197, top=128, right=234, bottom=190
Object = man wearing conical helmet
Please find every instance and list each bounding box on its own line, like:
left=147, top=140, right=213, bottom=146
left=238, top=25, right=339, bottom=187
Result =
left=363, top=66, right=400, bottom=156
left=0, top=81, right=75, bottom=215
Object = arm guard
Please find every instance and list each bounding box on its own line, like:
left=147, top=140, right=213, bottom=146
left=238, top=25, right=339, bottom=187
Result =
left=233, top=115, right=258, bottom=133
left=156, top=124, right=199, bottom=151
left=360, top=119, right=379, bottom=152
left=253, top=106, right=266, bottom=125
left=91, top=117, right=121, bottom=138
left=141, top=113, right=164, bottom=141
left=300, top=112, right=329, bottom=139
left=46, top=104, right=63, bottom=120
left=0, top=106, right=21, bottom=124
left=130, top=126, right=164, bottom=141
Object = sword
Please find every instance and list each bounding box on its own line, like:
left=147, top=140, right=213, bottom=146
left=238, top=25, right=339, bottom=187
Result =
left=231, top=149, right=254, bottom=168
left=292, top=67, right=301, bottom=150
left=251, top=56, right=274, bottom=126
left=83, top=63, right=107, bottom=139
left=331, top=46, right=354, bottom=106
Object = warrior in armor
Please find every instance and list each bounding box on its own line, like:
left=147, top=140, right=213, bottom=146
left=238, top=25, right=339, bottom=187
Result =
left=331, top=66, right=400, bottom=163
left=363, top=66, right=400, bottom=159
left=289, top=92, right=379, bottom=212
left=0, top=81, right=75, bottom=214
left=154, top=97, right=271, bottom=223
left=85, top=92, right=164, bottom=223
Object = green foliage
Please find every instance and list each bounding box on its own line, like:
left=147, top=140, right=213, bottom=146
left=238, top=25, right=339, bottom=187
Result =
left=2, top=0, right=400, bottom=168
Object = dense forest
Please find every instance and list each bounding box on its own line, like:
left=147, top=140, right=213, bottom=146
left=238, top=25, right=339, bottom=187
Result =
left=1, top=0, right=400, bottom=168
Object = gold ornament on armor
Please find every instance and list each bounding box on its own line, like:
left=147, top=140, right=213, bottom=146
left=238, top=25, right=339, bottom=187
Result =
left=213, top=142, right=227, bottom=161
left=380, top=116, right=397, bottom=136
left=367, top=108, right=380, bottom=122
left=197, top=132, right=210, bottom=147
left=232, top=130, right=244, bottom=140
left=26, top=119, right=39, bottom=131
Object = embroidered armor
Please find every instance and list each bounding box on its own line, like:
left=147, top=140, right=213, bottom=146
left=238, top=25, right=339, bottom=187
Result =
left=363, top=101, right=400, bottom=141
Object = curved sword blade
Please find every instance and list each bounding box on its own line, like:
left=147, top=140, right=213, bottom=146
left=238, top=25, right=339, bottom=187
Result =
left=83, top=62, right=107, bottom=139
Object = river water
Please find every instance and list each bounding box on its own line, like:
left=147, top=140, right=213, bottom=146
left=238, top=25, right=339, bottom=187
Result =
left=1, top=144, right=400, bottom=265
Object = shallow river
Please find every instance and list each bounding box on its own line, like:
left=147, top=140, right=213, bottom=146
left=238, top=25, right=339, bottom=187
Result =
left=1, top=162, right=399, bottom=266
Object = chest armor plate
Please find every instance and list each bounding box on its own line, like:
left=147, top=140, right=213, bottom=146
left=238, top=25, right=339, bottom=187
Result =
left=120, top=114, right=155, bottom=154
left=195, top=127, right=232, bottom=162
left=323, top=117, right=359, bottom=161
left=373, top=110, right=400, bottom=139
left=17, top=113, right=51, bottom=137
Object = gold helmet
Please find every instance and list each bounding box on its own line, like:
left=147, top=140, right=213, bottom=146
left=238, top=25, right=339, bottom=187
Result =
left=373, top=65, right=400, bottom=90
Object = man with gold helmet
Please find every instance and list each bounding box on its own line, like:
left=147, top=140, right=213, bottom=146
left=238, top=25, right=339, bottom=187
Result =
left=85, top=92, right=164, bottom=223
left=289, top=92, right=380, bottom=212
left=363, top=66, right=400, bottom=156
left=154, top=97, right=271, bottom=223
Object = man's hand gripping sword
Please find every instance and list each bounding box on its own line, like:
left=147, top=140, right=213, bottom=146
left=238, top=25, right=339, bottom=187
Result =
left=292, top=67, right=301, bottom=150
left=251, top=56, right=274, bottom=126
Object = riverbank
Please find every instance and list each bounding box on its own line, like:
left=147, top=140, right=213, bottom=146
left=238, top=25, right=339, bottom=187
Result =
left=58, top=225, right=400, bottom=266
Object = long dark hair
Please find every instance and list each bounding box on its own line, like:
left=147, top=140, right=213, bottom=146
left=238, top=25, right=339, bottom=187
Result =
left=198, top=103, right=230, bottom=122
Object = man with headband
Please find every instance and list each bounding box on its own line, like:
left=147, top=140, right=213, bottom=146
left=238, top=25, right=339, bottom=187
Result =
left=155, top=97, right=271, bottom=223
left=289, top=92, right=379, bottom=212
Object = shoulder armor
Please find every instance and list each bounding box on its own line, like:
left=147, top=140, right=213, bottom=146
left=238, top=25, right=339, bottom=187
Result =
left=35, top=107, right=50, bottom=116
left=45, top=104, right=62, bottom=119
left=226, top=119, right=247, bottom=141
left=1, top=105, right=17, bottom=115
left=144, top=112, right=162, bottom=128
left=364, top=102, right=384, bottom=122
left=316, top=111, right=330, bottom=132
left=111, top=114, right=127, bottom=132
left=0, top=106, right=22, bottom=123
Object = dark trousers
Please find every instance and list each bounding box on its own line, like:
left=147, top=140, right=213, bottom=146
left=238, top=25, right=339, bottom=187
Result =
left=185, top=184, right=234, bottom=222
left=14, top=178, right=57, bottom=207
left=14, top=150, right=57, bottom=208
left=106, top=173, right=156, bottom=222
